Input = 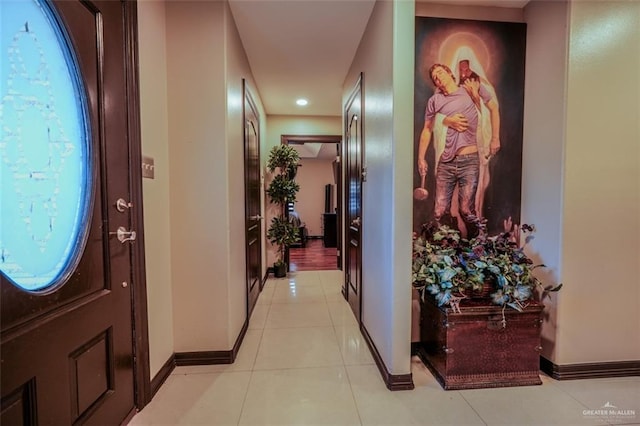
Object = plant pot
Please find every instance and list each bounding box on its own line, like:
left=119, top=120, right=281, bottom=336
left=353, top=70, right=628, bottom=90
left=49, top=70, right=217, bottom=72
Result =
left=274, top=263, right=287, bottom=278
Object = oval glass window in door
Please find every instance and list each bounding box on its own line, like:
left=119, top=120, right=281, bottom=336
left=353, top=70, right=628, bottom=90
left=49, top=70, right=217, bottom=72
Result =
left=0, top=0, right=92, bottom=292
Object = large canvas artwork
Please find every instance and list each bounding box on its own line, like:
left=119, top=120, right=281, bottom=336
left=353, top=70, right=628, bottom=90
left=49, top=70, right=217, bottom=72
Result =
left=413, top=17, right=527, bottom=237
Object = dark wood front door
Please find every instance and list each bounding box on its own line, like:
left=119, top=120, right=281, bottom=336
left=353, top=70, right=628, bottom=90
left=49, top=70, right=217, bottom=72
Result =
left=243, top=81, right=262, bottom=317
left=1, top=1, right=139, bottom=424
left=344, top=74, right=364, bottom=322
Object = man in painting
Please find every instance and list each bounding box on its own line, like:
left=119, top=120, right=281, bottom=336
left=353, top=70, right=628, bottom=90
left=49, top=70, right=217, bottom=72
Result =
left=417, top=63, right=500, bottom=237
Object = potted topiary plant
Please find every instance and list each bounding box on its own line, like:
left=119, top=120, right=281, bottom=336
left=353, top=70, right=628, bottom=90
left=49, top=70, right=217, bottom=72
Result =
left=266, top=145, right=300, bottom=277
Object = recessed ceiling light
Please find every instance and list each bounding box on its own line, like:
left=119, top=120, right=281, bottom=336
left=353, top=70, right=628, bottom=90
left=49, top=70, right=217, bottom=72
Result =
left=296, top=98, right=308, bottom=106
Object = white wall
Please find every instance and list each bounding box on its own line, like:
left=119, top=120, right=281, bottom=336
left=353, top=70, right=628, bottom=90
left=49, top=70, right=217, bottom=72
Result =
left=558, top=0, right=640, bottom=364
left=266, top=115, right=341, bottom=150
left=391, top=0, right=416, bottom=376
left=224, top=0, right=265, bottom=347
left=138, top=0, right=265, bottom=371
left=165, top=0, right=229, bottom=352
left=343, top=0, right=414, bottom=375
left=137, top=0, right=174, bottom=378
left=522, top=0, right=568, bottom=363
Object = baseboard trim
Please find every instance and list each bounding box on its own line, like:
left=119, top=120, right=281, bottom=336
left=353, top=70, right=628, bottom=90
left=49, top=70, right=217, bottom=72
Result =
left=148, top=310, right=253, bottom=400
left=231, top=318, right=250, bottom=361
left=360, top=324, right=414, bottom=391
left=122, top=406, right=137, bottom=426
left=150, top=354, right=176, bottom=398
left=175, top=320, right=249, bottom=366
left=540, top=357, right=640, bottom=380
left=261, top=269, right=271, bottom=289
left=174, top=350, right=232, bottom=366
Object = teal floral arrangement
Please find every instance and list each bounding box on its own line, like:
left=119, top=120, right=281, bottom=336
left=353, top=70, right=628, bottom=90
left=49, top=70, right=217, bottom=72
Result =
left=412, top=224, right=562, bottom=314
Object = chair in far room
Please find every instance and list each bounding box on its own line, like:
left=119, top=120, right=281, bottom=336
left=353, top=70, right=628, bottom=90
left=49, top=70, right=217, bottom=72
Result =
left=288, top=208, right=307, bottom=248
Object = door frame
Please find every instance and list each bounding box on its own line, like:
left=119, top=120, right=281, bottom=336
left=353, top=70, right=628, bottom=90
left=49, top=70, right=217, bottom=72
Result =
left=123, top=0, right=151, bottom=410
left=280, top=134, right=343, bottom=270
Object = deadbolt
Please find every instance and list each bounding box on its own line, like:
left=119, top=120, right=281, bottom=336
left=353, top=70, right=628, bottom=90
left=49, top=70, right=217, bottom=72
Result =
left=116, top=198, right=133, bottom=212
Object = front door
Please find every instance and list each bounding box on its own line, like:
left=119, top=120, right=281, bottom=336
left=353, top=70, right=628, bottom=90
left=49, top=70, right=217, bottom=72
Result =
left=243, top=81, right=262, bottom=317
left=344, top=74, right=364, bottom=322
left=1, top=0, right=138, bottom=424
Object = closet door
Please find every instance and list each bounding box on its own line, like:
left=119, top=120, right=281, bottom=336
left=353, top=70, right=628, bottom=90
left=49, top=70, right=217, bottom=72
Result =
left=243, top=80, right=262, bottom=316
left=344, top=74, right=363, bottom=322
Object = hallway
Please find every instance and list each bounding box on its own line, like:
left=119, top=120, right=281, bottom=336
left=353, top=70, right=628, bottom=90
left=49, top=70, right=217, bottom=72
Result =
left=129, top=270, right=639, bottom=425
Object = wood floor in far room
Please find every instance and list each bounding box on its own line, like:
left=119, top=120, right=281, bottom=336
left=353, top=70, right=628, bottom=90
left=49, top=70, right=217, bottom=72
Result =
left=289, top=239, right=338, bottom=271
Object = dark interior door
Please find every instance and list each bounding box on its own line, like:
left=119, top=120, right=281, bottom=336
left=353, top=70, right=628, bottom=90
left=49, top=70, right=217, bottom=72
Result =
left=243, top=81, right=262, bottom=317
left=1, top=1, right=137, bottom=424
left=344, top=74, right=364, bottom=322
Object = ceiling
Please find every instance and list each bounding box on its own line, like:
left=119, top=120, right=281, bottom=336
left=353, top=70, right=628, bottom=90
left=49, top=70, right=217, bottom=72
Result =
left=228, top=0, right=529, bottom=118
left=228, top=0, right=376, bottom=117
left=290, top=142, right=339, bottom=160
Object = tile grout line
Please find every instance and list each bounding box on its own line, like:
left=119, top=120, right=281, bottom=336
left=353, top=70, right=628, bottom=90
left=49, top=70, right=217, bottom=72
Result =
left=343, top=364, right=365, bottom=426
left=328, top=272, right=365, bottom=425
left=540, top=377, right=616, bottom=425
left=457, top=391, right=490, bottom=426
left=235, top=366, right=256, bottom=425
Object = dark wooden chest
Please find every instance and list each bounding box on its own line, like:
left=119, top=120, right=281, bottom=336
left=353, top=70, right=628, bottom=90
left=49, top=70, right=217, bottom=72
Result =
left=418, top=297, right=544, bottom=390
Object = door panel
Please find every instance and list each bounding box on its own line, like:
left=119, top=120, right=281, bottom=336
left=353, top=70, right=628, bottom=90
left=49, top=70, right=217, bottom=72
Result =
left=1, top=1, right=136, bottom=424
left=243, top=81, right=262, bottom=317
left=344, top=74, right=363, bottom=322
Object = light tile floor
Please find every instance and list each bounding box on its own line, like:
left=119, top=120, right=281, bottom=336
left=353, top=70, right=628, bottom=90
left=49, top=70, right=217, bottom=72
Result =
left=129, top=270, right=640, bottom=425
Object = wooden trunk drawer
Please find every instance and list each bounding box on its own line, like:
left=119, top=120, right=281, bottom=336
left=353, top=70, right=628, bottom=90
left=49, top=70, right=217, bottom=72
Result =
left=418, top=297, right=544, bottom=390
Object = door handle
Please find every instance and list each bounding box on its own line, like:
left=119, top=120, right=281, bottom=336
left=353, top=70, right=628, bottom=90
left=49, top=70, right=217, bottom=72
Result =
left=351, top=217, right=361, bottom=226
left=110, top=226, right=137, bottom=243
left=250, top=215, right=263, bottom=220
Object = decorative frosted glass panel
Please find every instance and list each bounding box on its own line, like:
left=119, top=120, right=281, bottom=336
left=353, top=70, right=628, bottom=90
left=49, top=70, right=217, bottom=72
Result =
left=0, top=0, right=91, bottom=292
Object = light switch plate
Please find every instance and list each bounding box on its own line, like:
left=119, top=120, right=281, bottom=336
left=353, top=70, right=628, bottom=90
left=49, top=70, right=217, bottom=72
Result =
left=142, top=155, right=154, bottom=179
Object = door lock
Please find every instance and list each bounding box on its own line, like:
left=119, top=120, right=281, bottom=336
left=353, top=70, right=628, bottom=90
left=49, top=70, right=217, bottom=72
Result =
left=115, top=198, right=133, bottom=212
left=110, top=226, right=137, bottom=243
